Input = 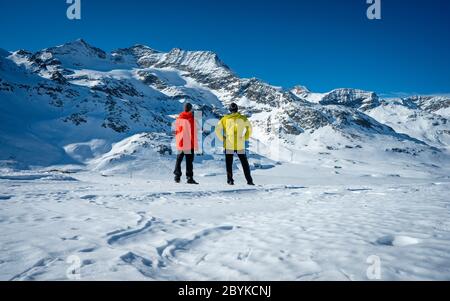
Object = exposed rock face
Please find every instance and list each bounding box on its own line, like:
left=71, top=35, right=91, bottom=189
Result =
left=44, top=39, right=107, bottom=61
left=112, top=45, right=161, bottom=66
left=91, top=78, right=144, bottom=98
left=291, top=85, right=312, bottom=99
left=403, top=95, right=450, bottom=114
left=153, top=48, right=230, bottom=72
left=320, top=88, right=380, bottom=111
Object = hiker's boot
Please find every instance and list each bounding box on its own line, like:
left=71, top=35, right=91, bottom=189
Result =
left=187, top=177, right=199, bottom=185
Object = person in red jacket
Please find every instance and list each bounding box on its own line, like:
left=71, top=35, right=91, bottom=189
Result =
left=174, top=103, right=199, bottom=184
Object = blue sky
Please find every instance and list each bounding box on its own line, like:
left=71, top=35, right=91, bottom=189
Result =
left=1, top=0, right=449, bottom=95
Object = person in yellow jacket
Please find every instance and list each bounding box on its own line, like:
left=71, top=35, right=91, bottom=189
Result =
left=215, top=103, right=255, bottom=186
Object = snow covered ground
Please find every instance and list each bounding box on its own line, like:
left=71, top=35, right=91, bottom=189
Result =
left=1, top=156, right=449, bottom=281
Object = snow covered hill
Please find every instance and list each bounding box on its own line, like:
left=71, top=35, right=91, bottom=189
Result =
left=367, top=98, right=450, bottom=150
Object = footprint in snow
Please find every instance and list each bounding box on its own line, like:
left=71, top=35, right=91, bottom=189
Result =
left=81, top=259, right=95, bottom=267
left=347, top=188, right=372, bottom=192
left=79, top=247, right=97, bottom=253
left=376, top=235, right=420, bottom=247
left=172, top=218, right=191, bottom=225
left=61, top=235, right=80, bottom=241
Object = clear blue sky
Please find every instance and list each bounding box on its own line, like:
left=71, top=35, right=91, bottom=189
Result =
left=1, top=0, right=449, bottom=95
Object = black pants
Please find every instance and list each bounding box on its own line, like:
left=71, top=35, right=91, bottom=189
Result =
left=225, top=152, right=253, bottom=183
left=174, top=151, right=195, bottom=179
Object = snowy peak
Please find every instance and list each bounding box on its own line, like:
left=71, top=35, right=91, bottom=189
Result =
left=46, top=39, right=107, bottom=59
left=111, top=45, right=231, bottom=74
left=290, top=85, right=325, bottom=104
left=320, top=88, right=380, bottom=110
left=113, top=44, right=159, bottom=56
left=30, top=39, right=110, bottom=70
left=290, top=86, right=380, bottom=110
left=111, top=44, right=161, bottom=66
left=402, top=95, right=450, bottom=116
left=155, top=48, right=231, bottom=73
left=112, top=45, right=159, bottom=59
left=291, top=85, right=311, bottom=98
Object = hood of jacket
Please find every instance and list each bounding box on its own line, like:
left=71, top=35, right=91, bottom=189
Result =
left=178, top=111, right=194, bottom=120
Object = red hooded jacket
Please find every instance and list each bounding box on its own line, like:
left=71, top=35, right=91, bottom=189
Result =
left=175, top=111, right=199, bottom=152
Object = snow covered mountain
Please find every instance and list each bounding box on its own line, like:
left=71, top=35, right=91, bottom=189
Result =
left=367, top=97, right=450, bottom=150
left=1, top=39, right=449, bottom=170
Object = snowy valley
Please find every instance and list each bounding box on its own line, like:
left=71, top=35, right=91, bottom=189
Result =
left=0, top=39, right=449, bottom=280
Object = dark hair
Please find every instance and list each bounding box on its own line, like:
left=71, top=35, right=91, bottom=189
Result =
left=229, top=103, right=239, bottom=113
left=184, top=102, right=193, bottom=112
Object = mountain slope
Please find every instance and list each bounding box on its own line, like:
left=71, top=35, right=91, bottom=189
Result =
left=367, top=98, right=450, bottom=150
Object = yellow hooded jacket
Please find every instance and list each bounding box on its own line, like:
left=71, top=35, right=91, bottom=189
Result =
left=215, top=112, right=252, bottom=151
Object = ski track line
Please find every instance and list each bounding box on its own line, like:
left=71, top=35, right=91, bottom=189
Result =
left=120, top=252, right=158, bottom=279
left=9, top=257, right=60, bottom=281
left=156, top=225, right=235, bottom=261
left=119, top=225, right=235, bottom=279
left=107, top=217, right=161, bottom=246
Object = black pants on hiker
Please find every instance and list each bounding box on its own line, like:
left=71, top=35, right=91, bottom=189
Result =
left=225, top=151, right=253, bottom=183
left=174, top=150, right=195, bottom=179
